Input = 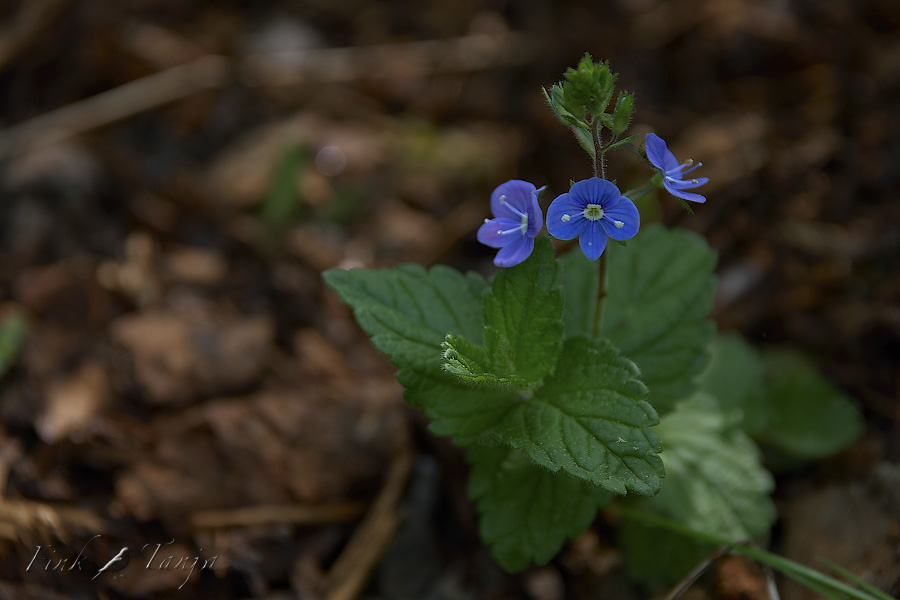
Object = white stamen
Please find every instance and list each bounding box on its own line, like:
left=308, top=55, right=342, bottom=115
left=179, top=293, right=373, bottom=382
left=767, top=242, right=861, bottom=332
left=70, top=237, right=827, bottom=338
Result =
left=484, top=218, right=490, bottom=223
left=561, top=214, right=571, bottom=222
left=499, top=198, right=528, bottom=223
left=613, top=220, right=624, bottom=228
left=691, top=179, right=699, bottom=184
left=497, top=224, right=526, bottom=236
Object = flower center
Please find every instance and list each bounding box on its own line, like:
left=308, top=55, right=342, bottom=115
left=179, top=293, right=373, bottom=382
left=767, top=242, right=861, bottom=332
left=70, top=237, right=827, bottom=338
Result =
left=583, top=204, right=604, bottom=221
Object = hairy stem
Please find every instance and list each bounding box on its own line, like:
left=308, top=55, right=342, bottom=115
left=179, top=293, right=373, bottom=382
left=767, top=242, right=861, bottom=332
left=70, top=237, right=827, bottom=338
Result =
left=595, top=121, right=607, bottom=179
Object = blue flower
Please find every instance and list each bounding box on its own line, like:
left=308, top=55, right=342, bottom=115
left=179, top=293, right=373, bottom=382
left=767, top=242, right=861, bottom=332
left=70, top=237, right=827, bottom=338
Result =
left=546, top=177, right=640, bottom=260
left=645, top=132, right=708, bottom=203
left=477, top=180, right=545, bottom=267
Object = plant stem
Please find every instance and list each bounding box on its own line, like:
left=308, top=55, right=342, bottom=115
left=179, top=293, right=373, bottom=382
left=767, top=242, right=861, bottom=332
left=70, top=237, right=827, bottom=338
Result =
left=624, top=182, right=652, bottom=198
left=591, top=250, right=608, bottom=338
left=591, top=119, right=600, bottom=178
left=664, top=544, right=739, bottom=600
left=613, top=506, right=890, bottom=600
left=595, top=121, right=607, bottom=179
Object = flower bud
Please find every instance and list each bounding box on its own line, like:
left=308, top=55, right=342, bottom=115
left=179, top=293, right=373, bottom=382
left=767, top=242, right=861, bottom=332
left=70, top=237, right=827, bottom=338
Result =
left=611, top=92, right=634, bottom=136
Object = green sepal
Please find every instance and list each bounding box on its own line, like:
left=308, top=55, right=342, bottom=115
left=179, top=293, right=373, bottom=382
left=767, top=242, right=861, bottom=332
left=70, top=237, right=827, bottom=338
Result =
left=675, top=196, right=695, bottom=214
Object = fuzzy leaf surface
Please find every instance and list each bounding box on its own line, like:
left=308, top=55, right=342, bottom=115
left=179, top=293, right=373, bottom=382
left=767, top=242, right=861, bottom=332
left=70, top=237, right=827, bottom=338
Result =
left=441, top=332, right=528, bottom=390
left=560, top=247, right=600, bottom=339
left=322, top=264, right=486, bottom=382
left=600, top=224, right=718, bottom=412
left=428, top=336, right=663, bottom=494
left=467, top=444, right=611, bottom=572
left=621, top=394, right=775, bottom=586
left=482, top=236, right=564, bottom=387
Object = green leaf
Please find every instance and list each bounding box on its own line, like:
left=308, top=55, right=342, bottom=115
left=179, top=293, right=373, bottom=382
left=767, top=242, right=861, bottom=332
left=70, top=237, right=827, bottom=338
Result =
left=699, top=334, right=767, bottom=435
left=322, top=264, right=487, bottom=378
left=601, top=224, right=718, bottom=412
left=700, top=336, right=863, bottom=460
left=542, top=84, right=590, bottom=131
left=441, top=332, right=528, bottom=390
left=758, top=350, right=863, bottom=459
left=619, top=522, right=713, bottom=590
left=600, top=133, right=640, bottom=155
left=0, top=311, right=27, bottom=379
left=816, top=557, right=898, bottom=600
left=620, top=394, right=776, bottom=586
left=404, top=367, right=519, bottom=442
left=482, top=236, right=564, bottom=387
left=573, top=126, right=596, bottom=159
left=560, top=247, right=599, bottom=339
left=261, top=143, right=305, bottom=240
left=611, top=91, right=634, bottom=136
left=618, top=507, right=890, bottom=600
left=467, top=444, right=612, bottom=572
left=427, top=336, right=663, bottom=494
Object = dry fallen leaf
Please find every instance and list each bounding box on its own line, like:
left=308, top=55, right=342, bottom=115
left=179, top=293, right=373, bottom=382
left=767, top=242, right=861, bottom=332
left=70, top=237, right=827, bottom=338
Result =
left=36, top=361, right=111, bottom=444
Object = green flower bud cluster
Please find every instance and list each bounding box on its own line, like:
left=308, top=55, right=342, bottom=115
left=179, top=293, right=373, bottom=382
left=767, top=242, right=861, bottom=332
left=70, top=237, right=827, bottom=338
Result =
left=542, top=53, right=637, bottom=170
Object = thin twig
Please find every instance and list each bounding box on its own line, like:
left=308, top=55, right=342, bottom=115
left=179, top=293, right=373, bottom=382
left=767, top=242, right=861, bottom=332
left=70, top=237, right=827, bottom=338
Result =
left=0, top=498, right=107, bottom=542
left=319, top=451, right=414, bottom=600
left=665, top=543, right=744, bottom=600
left=0, top=31, right=535, bottom=161
left=763, top=562, right=783, bottom=600
left=0, top=55, right=230, bottom=160
left=239, top=31, right=535, bottom=86
left=0, top=0, right=69, bottom=73
left=189, top=501, right=365, bottom=530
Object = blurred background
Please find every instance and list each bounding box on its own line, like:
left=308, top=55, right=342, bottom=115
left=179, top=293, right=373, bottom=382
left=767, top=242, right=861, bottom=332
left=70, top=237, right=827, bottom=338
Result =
left=0, top=0, right=898, bottom=598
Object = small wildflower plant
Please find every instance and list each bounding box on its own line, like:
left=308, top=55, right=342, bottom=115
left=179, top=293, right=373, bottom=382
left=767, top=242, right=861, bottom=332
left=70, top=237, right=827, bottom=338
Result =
left=324, top=55, right=865, bottom=587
